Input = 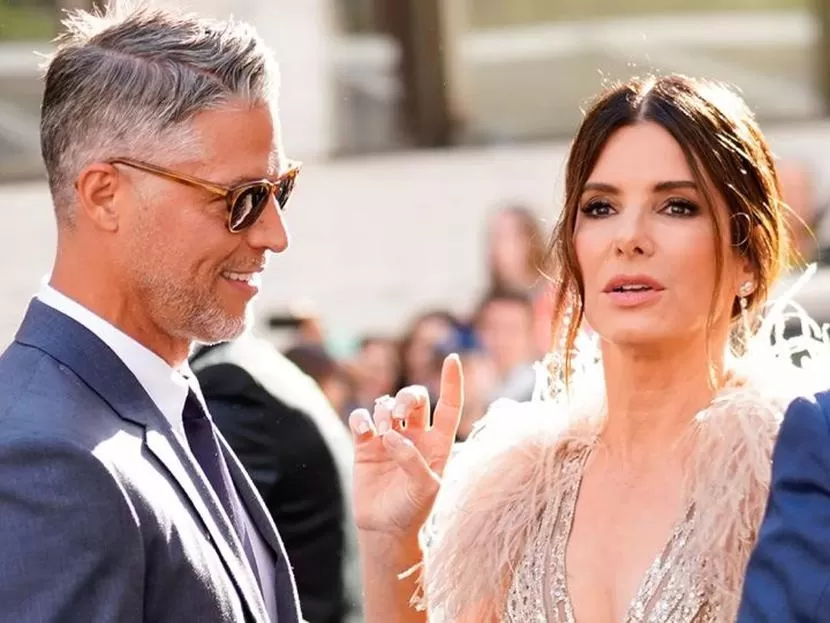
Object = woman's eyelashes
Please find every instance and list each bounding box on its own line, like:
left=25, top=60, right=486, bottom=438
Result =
left=660, top=198, right=700, bottom=217
left=579, top=197, right=701, bottom=219
left=580, top=199, right=614, bottom=218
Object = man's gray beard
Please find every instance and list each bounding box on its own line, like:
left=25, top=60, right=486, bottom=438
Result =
left=170, top=299, right=250, bottom=345
left=140, top=270, right=252, bottom=346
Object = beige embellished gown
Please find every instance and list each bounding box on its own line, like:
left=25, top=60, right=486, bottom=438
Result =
left=414, top=383, right=782, bottom=622
left=414, top=294, right=830, bottom=622
left=504, top=449, right=714, bottom=622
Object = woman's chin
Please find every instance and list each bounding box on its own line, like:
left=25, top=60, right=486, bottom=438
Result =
left=595, top=324, right=678, bottom=350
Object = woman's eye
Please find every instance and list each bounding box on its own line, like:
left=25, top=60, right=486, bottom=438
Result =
left=580, top=200, right=615, bottom=218
left=663, top=199, right=699, bottom=217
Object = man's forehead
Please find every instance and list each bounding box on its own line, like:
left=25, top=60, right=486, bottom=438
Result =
left=218, top=149, right=285, bottom=186
left=188, top=103, right=283, bottom=166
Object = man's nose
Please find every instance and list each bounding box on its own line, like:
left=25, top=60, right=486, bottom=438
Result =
left=246, top=195, right=289, bottom=253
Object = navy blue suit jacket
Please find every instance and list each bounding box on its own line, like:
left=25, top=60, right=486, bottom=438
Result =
left=738, top=390, right=830, bottom=621
left=0, top=299, right=302, bottom=622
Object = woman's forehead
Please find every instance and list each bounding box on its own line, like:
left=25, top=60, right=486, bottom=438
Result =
left=586, top=123, right=694, bottom=187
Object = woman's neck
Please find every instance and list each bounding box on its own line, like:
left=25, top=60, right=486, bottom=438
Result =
left=598, top=338, right=725, bottom=465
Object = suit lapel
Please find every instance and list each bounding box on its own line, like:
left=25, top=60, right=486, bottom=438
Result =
left=143, top=429, right=269, bottom=621
left=218, top=431, right=302, bottom=623
left=217, top=430, right=282, bottom=555
left=15, top=299, right=269, bottom=623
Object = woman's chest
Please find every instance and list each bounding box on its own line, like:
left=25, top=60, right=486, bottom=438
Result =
left=505, top=455, right=713, bottom=623
left=565, top=470, right=689, bottom=622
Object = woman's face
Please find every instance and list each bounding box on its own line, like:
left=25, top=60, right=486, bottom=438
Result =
left=489, top=210, right=532, bottom=285
left=406, top=317, right=453, bottom=383
left=574, top=122, right=752, bottom=348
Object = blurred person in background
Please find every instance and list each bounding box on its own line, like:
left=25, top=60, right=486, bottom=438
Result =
left=487, top=203, right=547, bottom=293
left=454, top=348, right=497, bottom=441
left=284, top=342, right=356, bottom=421
left=777, top=160, right=817, bottom=261
left=297, top=315, right=327, bottom=346
left=192, top=333, right=362, bottom=623
left=397, top=310, right=461, bottom=402
left=486, top=204, right=555, bottom=355
left=419, top=323, right=493, bottom=440
left=272, top=300, right=328, bottom=347
left=473, top=289, right=538, bottom=403
left=349, top=336, right=400, bottom=411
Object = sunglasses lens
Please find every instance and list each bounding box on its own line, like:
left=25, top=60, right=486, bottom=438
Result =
left=227, top=169, right=299, bottom=233
left=229, top=184, right=271, bottom=232
left=274, top=172, right=298, bottom=209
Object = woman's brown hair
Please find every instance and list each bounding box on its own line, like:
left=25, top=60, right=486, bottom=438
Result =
left=549, top=75, right=791, bottom=385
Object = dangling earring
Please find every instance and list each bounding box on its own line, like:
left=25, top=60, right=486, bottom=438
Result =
left=544, top=300, right=574, bottom=398
left=559, top=303, right=573, bottom=357
left=739, top=280, right=753, bottom=348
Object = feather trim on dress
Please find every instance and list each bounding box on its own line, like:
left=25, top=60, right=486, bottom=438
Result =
left=414, top=266, right=830, bottom=622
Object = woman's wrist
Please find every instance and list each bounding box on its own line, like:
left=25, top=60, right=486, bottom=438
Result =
left=359, top=529, right=421, bottom=565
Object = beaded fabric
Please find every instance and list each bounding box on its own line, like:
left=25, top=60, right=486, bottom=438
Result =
left=504, top=448, right=717, bottom=622
left=414, top=267, right=830, bottom=623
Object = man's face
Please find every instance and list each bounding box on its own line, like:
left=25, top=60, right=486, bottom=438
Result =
left=115, top=102, right=291, bottom=344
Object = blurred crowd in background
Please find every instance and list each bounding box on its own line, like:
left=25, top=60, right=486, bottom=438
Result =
left=271, top=156, right=820, bottom=440
left=278, top=203, right=554, bottom=440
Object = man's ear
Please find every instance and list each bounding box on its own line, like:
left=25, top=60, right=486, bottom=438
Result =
left=74, top=162, right=123, bottom=232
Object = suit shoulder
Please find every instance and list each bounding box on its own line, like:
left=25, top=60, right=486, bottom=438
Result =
left=0, top=342, right=78, bottom=425
left=814, top=390, right=830, bottom=419
left=193, top=334, right=336, bottom=418
left=195, top=360, right=262, bottom=398
left=199, top=363, right=320, bottom=435
left=785, top=391, right=830, bottom=426
left=0, top=342, right=143, bottom=460
left=193, top=337, right=352, bottom=452
left=777, top=391, right=830, bottom=451
left=0, top=340, right=54, bottom=402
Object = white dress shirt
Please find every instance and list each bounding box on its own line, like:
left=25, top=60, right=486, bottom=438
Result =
left=38, top=282, right=278, bottom=621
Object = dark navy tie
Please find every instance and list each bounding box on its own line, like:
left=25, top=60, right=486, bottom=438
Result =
left=182, top=390, right=262, bottom=581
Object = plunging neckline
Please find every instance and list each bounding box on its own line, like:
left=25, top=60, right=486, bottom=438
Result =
left=557, top=447, right=697, bottom=623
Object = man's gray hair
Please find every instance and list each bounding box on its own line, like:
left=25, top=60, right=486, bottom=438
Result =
left=40, top=1, right=280, bottom=224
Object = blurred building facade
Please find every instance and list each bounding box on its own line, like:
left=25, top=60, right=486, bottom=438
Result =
left=1, top=0, right=827, bottom=176
left=336, top=0, right=825, bottom=150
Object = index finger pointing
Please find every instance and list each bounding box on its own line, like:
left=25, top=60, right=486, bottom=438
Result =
left=432, top=353, right=464, bottom=439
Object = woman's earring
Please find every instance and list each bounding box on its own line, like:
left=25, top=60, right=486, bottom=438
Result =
left=559, top=303, right=573, bottom=357
left=546, top=301, right=575, bottom=395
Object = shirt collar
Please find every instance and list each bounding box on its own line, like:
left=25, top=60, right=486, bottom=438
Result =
left=37, top=280, right=192, bottom=437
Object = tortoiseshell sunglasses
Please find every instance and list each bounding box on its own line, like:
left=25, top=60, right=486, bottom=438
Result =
left=108, top=157, right=301, bottom=233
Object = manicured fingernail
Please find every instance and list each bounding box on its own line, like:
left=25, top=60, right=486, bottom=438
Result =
left=374, top=395, right=393, bottom=408
left=377, top=420, right=390, bottom=435
left=351, top=409, right=372, bottom=434
left=355, top=417, right=371, bottom=434
left=392, top=404, right=407, bottom=419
